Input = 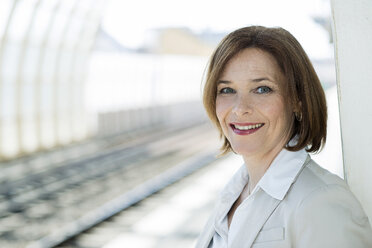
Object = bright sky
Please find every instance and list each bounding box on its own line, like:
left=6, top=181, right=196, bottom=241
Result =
left=102, top=0, right=333, bottom=59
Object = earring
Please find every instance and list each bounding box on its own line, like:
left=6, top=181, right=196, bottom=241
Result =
left=295, top=112, right=303, bottom=121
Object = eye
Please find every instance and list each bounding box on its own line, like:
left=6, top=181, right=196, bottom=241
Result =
left=255, top=86, right=272, bottom=94
left=218, top=87, right=235, bottom=94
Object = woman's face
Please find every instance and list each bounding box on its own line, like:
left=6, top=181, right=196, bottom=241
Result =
left=216, top=48, right=294, bottom=158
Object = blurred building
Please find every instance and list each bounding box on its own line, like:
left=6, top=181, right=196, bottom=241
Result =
left=0, top=0, right=105, bottom=160
left=145, top=27, right=217, bottom=56
left=0, top=1, right=218, bottom=161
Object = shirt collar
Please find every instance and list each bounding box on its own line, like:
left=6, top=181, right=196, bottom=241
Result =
left=219, top=165, right=248, bottom=203
left=256, top=148, right=308, bottom=200
left=219, top=148, right=308, bottom=203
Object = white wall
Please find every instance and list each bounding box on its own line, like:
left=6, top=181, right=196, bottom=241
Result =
left=331, top=0, right=372, bottom=220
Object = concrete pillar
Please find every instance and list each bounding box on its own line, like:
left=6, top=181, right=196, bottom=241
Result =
left=331, top=0, right=372, bottom=219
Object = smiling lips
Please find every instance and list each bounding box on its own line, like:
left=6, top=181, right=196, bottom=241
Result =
left=230, top=122, right=264, bottom=135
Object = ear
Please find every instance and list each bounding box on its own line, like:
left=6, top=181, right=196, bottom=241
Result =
left=293, top=101, right=302, bottom=113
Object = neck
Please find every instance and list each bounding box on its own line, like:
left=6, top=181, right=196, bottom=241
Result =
left=242, top=145, right=284, bottom=191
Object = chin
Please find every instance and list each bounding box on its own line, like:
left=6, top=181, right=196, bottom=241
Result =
left=231, top=143, right=261, bottom=156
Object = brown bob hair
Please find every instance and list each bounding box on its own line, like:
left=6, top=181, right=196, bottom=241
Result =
left=203, top=26, right=327, bottom=155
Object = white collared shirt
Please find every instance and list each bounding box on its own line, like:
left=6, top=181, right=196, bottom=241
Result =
left=209, top=148, right=308, bottom=248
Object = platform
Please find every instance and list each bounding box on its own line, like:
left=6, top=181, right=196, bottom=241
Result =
left=70, top=154, right=244, bottom=248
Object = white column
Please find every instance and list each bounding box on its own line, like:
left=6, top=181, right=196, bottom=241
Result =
left=331, top=0, right=372, bottom=219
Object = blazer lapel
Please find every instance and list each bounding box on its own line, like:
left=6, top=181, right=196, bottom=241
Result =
left=196, top=154, right=311, bottom=248
left=230, top=191, right=281, bottom=248
left=195, top=213, right=216, bottom=248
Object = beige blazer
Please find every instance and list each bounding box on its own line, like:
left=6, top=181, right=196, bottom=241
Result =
left=196, top=156, right=372, bottom=248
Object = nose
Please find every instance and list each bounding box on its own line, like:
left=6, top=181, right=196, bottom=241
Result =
left=232, top=94, right=253, bottom=116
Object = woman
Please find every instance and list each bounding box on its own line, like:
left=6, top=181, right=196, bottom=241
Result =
left=196, top=26, right=372, bottom=248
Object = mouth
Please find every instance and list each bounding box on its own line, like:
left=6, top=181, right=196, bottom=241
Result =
left=230, top=122, right=264, bottom=135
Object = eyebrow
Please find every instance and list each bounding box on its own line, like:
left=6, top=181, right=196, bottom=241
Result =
left=217, top=80, right=231, bottom=85
left=217, top=77, right=275, bottom=85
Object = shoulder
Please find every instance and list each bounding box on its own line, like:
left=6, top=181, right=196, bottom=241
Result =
left=296, top=158, right=348, bottom=191
left=288, top=158, right=350, bottom=203
left=288, top=159, right=372, bottom=247
left=290, top=159, right=367, bottom=222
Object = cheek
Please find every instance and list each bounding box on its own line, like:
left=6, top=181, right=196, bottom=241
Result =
left=215, top=97, right=231, bottom=134
left=261, top=99, right=290, bottom=125
left=277, top=109, right=293, bottom=131
left=215, top=98, right=227, bottom=122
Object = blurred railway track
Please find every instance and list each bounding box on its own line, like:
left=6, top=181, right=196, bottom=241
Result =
left=0, top=123, right=220, bottom=248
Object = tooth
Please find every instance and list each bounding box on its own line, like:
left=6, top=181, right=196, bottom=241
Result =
left=234, top=124, right=263, bottom=130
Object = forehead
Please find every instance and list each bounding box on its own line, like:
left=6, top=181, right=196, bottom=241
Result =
left=219, top=48, right=284, bottom=83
